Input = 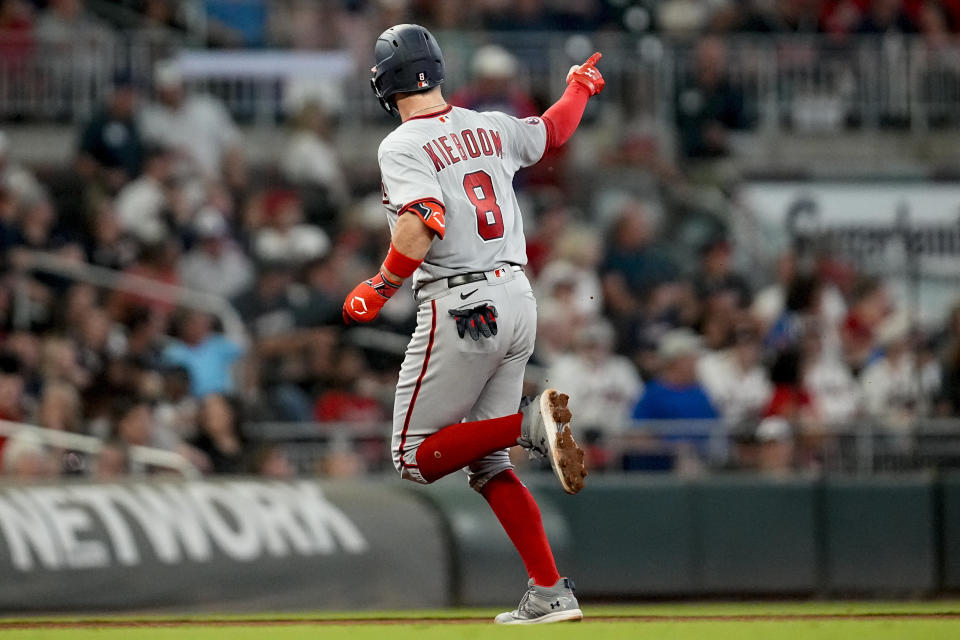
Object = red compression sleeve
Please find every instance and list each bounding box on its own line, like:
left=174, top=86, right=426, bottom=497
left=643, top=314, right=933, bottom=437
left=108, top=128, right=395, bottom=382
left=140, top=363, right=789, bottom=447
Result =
left=382, top=242, right=423, bottom=281
left=415, top=413, right=523, bottom=483
left=541, top=83, right=591, bottom=151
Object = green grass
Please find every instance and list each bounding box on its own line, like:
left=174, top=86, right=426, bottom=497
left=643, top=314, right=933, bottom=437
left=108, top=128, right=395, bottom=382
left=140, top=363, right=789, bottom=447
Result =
left=2, top=602, right=959, bottom=640
left=2, top=623, right=959, bottom=640
left=7, top=600, right=958, bottom=623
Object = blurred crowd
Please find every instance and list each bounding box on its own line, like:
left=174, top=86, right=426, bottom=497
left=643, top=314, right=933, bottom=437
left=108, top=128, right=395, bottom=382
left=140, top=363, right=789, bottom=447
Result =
left=6, top=1, right=960, bottom=134
left=0, top=60, right=374, bottom=480
left=5, top=1, right=960, bottom=53
left=2, top=1, right=960, bottom=482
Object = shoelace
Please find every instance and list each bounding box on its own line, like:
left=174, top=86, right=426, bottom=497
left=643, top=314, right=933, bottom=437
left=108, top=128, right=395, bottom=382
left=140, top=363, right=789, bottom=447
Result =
left=516, top=588, right=536, bottom=617
left=515, top=435, right=547, bottom=460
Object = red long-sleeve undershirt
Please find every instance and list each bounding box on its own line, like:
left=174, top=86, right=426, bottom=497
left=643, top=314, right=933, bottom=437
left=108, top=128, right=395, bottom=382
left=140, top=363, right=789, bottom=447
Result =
left=541, top=82, right=591, bottom=151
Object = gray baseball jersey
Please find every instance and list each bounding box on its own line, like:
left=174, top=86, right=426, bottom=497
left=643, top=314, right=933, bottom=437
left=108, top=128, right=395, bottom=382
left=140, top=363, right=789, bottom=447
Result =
left=379, top=105, right=548, bottom=288
left=380, top=104, right=548, bottom=490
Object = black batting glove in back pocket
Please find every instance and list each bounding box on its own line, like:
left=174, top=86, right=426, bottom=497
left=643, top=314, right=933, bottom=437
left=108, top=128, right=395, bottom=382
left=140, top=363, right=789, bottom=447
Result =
left=449, top=304, right=499, bottom=341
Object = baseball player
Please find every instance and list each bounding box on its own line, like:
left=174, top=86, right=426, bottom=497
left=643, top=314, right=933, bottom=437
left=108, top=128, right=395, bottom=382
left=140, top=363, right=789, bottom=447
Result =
left=342, top=24, right=604, bottom=624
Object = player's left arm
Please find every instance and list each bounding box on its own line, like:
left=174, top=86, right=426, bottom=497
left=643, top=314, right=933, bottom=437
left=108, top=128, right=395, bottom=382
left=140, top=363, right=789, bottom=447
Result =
left=341, top=215, right=435, bottom=325
left=541, top=52, right=605, bottom=151
left=385, top=213, right=434, bottom=275
left=342, top=148, right=444, bottom=325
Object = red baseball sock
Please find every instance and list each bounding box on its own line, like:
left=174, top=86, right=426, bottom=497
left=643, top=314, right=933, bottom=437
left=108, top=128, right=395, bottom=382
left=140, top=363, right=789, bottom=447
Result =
left=415, top=413, right=522, bottom=482
left=481, top=469, right=561, bottom=587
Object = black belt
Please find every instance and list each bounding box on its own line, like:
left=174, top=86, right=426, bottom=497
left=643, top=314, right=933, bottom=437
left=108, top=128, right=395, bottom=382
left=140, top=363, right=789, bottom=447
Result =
left=446, top=272, right=487, bottom=288
left=446, top=265, right=522, bottom=288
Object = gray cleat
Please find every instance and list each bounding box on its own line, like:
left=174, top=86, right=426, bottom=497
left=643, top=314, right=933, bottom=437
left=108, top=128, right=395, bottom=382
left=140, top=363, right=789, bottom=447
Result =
left=517, top=389, right=587, bottom=495
left=517, top=394, right=548, bottom=458
left=494, top=577, right=583, bottom=625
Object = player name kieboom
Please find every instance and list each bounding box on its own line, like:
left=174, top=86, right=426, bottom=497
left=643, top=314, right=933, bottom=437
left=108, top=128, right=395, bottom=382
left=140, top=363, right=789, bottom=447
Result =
left=421, top=126, right=504, bottom=172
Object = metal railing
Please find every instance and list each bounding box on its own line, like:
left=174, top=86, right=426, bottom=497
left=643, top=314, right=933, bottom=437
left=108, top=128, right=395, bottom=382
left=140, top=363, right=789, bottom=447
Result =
left=5, top=30, right=960, bottom=132
left=243, top=417, right=960, bottom=476
left=0, top=27, right=186, bottom=123
left=13, top=250, right=249, bottom=348
left=243, top=421, right=390, bottom=475
left=0, top=420, right=200, bottom=479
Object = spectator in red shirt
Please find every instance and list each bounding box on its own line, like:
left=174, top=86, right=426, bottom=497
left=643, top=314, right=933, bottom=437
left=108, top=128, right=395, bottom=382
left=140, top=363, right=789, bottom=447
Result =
left=0, top=0, right=34, bottom=63
left=0, top=350, right=30, bottom=467
left=0, top=352, right=27, bottom=463
left=840, top=276, right=892, bottom=374
left=108, top=238, right=181, bottom=323
left=765, top=349, right=814, bottom=422
left=764, top=347, right=827, bottom=468
left=313, top=347, right=385, bottom=423
left=822, top=0, right=926, bottom=34
left=450, top=45, right=538, bottom=118
left=855, top=0, right=920, bottom=33
left=524, top=199, right=569, bottom=277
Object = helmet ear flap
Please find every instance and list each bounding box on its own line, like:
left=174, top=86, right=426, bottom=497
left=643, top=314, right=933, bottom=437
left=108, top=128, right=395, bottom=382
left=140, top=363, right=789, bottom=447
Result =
left=370, top=77, right=399, bottom=117
left=382, top=96, right=399, bottom=118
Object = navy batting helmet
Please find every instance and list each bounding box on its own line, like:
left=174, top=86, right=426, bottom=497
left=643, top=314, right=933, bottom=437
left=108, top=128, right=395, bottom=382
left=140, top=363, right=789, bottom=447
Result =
left=371, top=24, right=445, bottom=117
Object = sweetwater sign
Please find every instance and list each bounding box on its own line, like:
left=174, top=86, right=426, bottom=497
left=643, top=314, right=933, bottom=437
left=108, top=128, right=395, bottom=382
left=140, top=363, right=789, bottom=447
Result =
left=740, top=181, right=960, bottom=322
left=0, top=479, right=448, bottom=611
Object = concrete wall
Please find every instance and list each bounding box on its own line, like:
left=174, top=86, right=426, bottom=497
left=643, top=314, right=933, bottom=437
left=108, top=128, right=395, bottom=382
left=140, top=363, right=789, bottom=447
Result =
left=0, top=473, right=951, bottom=612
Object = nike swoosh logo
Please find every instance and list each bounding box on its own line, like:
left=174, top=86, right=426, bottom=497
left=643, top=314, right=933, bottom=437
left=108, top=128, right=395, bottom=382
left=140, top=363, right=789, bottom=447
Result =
left=460, top=289, right=479, bottom=300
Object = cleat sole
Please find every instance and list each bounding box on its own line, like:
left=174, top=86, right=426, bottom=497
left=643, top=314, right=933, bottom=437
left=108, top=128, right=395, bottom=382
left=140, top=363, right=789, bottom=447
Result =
left=542, top=390, right=587, bottom=495
left=494, top=609, right=583, bottom=625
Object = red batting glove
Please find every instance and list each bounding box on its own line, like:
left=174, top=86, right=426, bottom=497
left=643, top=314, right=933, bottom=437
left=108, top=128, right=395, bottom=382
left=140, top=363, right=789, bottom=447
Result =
left=566, top=52, right=604, bottom=96
left=342, top=272, right=400, bottom=324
